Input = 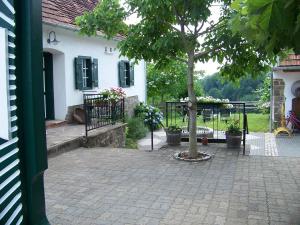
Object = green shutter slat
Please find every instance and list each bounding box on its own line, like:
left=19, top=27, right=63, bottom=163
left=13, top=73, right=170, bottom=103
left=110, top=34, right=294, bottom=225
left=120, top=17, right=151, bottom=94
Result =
left=74, top=57, right=84, bottom=90
left=118, top=61, right=126, bottom=87
left=0, top=197, right=22, bottom=224
left=0, top=1, right=24, bottom=224
left=130, top=63, right=134, bottom=86
left=92, top=58, right=99, bottom=88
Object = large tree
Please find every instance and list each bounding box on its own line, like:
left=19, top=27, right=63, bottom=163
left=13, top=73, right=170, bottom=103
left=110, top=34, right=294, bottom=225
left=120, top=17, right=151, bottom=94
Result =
left=230, top=0, right=300, bottom=54
left=77, top=0, right=271, bottom=158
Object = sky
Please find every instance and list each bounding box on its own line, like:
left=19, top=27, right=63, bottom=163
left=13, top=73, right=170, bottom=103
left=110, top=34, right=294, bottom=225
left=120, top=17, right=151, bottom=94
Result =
left=123, top=2, right=222, bottom=76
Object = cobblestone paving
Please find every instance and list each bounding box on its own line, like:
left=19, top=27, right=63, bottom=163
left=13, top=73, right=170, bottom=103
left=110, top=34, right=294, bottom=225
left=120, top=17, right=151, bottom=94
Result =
left=45, top=144, right=300, bottom=225
left=138, top=130, right=300, bottom=157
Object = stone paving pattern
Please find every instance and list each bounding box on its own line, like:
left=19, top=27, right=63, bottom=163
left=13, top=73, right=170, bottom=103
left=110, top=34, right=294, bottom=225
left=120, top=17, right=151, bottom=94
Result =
left=45, top=144, right=300, bottom=225
left=138, top=130, right=300, bottom=157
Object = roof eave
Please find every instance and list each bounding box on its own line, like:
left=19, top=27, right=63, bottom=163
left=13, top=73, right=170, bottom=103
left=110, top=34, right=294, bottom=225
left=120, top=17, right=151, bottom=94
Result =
left=273, top=66, right=300, bottom=72
left=43, top=20, right=125, bottom=42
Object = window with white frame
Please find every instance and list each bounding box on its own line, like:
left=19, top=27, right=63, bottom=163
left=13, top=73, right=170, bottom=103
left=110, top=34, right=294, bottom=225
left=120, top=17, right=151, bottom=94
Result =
left=118, top=60, right=134, bottom=88
left=82, top=58, right=89, bottom=88
left=74, top=56, right=99, bottom=90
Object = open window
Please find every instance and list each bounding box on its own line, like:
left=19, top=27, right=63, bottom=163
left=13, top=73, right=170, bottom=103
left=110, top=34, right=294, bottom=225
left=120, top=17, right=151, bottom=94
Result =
left=74, top=56, right=99, bottom=90
left=118, top=60, right=134, bottom=88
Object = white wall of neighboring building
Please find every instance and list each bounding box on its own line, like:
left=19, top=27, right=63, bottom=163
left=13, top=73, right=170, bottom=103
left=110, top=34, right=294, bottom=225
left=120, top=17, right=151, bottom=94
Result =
left=273, top=71, right=300, bottom=116
left=42, top=24, right=147, bottom=120
left=0, top=28, right=10, bottom=140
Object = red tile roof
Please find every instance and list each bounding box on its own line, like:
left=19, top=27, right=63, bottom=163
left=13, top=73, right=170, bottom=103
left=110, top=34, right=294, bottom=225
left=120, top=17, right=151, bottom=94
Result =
left=42, top=0, right=99, bottom=26
left=279, top=54, right=300, bottom=67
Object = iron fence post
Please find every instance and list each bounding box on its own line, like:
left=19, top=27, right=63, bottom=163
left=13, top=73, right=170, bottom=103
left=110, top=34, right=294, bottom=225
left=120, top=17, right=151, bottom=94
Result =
left=243, top=103, right=246, bottom=155
left=84, top=95, right=88, bottom=137
left=166, top=102, right=168, bottom=127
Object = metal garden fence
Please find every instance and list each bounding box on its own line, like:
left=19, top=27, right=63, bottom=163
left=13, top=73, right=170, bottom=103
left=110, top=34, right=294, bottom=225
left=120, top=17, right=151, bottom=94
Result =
left=84, top=94, right=125, bottom=137
left=165, top=101, right=248, bottom=154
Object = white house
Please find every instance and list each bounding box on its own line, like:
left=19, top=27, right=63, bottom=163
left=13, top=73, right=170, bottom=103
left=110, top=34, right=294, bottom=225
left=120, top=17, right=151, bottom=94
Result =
left=271, top=54, right=300, bottom=129
left=41, top=0, right=147, bottom=121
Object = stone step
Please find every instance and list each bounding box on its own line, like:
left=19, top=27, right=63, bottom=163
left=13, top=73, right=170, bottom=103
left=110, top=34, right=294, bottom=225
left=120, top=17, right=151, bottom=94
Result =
left=46, top=120, right=67, bottom=129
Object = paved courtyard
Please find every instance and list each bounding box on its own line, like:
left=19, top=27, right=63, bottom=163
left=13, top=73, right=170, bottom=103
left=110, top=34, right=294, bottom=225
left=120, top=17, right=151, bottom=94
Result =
left=45, top=144, right=300, bottom=225
left=138, top=130, right=300, bottom=157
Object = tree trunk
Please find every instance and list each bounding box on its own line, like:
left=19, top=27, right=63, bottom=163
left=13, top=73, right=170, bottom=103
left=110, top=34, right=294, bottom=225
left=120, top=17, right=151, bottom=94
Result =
left=187, top=52, right=198, bottom=158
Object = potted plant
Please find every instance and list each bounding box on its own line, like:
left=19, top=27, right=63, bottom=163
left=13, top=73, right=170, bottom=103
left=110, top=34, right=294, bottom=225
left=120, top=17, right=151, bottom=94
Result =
left=226, top=120, right=242, bottom=149
left=165, top=125, right=182, bottom=146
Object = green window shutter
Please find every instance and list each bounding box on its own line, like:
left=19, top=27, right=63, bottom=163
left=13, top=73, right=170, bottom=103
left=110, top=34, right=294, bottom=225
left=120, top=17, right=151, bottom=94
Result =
left=74, top=57, right=84, bottom=90
left=130, top=62, right=135, bottom=86
left=92, top=58, right=99, bottom=88
left=118, top=61, right=126, bottom=87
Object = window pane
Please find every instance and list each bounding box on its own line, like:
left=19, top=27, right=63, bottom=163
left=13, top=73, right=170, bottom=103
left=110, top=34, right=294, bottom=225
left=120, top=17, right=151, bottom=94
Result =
left=82, top=59, right=88, bottom=88
left=125, top=62, right=130, bottom=86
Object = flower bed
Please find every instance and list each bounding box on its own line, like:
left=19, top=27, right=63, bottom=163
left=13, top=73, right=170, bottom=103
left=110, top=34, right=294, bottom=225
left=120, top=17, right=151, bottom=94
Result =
left=99, top=87, right=126, bottom=102
left=180, top=96, right=233, bottom=108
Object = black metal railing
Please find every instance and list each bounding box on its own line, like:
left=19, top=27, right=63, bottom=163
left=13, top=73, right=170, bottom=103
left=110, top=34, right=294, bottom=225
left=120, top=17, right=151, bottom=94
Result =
left=84, top=94, right=125, bottom=137
left=165, top=101, right=248, bottom=154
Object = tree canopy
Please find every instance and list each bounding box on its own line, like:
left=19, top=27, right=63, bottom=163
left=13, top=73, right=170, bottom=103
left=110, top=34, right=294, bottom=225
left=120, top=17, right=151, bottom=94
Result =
left=76, top=0, right=273, bottom=79
left=230, top=0, right=300, bottom=54
left=147, top=61, right=203, bottom=104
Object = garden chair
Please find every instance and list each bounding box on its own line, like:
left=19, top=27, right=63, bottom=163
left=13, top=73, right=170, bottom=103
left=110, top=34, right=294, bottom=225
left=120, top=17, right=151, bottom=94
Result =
left=202, top=109, right=213, bottom=123
left=220, top=108, right=231, bottom=124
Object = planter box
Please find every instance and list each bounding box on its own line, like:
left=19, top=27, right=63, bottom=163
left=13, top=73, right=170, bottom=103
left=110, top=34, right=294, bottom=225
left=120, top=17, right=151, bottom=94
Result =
left=226, top=132, right=242, bottom=149
left=166, top=132, right=181, bottom=146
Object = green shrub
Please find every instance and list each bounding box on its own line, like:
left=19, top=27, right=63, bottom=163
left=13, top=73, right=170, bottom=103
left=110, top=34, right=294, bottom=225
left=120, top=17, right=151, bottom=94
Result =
left=126, top=117, right=148, bottom=140
left=125, top=138, right=138, bottom=149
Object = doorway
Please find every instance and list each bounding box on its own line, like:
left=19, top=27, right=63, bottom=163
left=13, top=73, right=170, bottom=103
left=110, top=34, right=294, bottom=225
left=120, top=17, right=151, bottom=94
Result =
left=43, top=52, right=55, bottom=120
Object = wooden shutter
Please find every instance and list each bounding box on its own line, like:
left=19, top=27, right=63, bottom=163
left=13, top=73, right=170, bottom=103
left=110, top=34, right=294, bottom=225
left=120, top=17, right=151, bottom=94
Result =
left=74, top=57, right=84, bottom=90
left=118, top=61, right=126, bottom=87
left=0, top=1, right=24, bottom=224
left=130, top=62, right=135, bottom=86
left=92, top=58, right=99, bottom=88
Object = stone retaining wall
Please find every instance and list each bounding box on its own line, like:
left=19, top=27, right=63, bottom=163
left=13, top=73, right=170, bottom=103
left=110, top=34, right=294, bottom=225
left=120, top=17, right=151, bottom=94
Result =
left=83, top=123, right=126, bottom=148
left=125, top=95, right=140, bottom=118
left=48, top=124, right=126, bottom=157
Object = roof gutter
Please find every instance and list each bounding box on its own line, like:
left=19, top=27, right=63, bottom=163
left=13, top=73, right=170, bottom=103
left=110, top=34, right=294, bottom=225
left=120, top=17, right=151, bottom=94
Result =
left=273, top=66, right=300, bottom=72
left=42, top=21, right=125, bottom=42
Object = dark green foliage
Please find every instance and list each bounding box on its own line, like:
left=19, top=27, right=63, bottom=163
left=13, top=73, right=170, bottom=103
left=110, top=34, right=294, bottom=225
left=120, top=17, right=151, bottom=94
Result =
left=226, top=120, right=242, bottom=135
left=147, top=61, right=204, bottom=103
left=230, top=0, right=300, bottom=54
left=166, top=125, right=182, bottom=133
left=201, top=73, right=267, bottom=101
left=126, top=117, right=148, bottom=140
left=125, top=138, right=138, bottom=149
left=134, top=103, right=147, bottom=117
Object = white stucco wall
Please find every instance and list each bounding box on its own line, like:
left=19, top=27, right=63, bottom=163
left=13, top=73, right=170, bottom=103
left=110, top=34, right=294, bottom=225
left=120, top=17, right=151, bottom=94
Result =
left=273, top=70, right=300, bottom=116
left=0, top=28, right=10, bottom=140
left=42, top=24, right=147, bottom=120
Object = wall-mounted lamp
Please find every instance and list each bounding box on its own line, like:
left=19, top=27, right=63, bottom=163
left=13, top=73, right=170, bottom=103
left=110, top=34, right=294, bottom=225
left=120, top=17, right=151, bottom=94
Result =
left=47, top=31, right=60, bottom=45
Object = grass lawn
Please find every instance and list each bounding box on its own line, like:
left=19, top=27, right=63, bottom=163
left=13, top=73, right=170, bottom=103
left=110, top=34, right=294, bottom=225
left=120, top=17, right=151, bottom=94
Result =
left=163, top=113, right=270, bottom=133
left=247, top=113, right=270, bottom=132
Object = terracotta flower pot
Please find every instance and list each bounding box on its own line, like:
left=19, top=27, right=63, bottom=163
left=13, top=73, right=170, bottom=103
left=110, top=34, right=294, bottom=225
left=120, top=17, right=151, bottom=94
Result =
left=202, top=136, right=208, bottom=145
